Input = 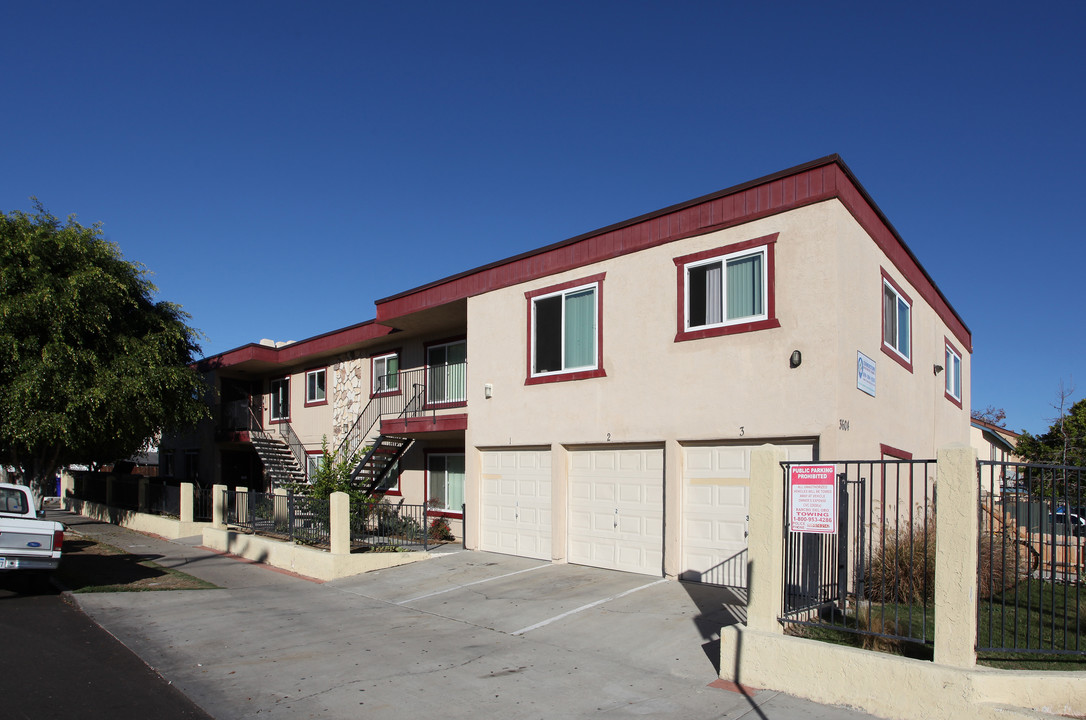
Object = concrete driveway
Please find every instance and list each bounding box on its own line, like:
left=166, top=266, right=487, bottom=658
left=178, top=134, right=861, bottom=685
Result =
left=67, top=523, right=879, bottom=719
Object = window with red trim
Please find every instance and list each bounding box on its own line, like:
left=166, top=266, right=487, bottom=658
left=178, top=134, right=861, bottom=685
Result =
left=881, top=271, right=912, bottom=371
left=525, top=274, right=605, bottom=385
left=674, top=234, right=779, bottom=342
left=371, top=351, right=399, bottom=396
left=944, top=340, right=962, bottom=407
left=305, top=368, right=327, bottom=406
left=427, top=453, right=464, bottom=515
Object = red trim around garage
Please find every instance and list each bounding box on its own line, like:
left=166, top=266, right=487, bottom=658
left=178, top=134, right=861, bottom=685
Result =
left=879, top=443, right=913, bottom=460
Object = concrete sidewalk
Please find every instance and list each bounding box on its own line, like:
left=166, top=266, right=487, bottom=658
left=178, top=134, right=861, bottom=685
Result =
left=58, top=510, right=884, bottom=720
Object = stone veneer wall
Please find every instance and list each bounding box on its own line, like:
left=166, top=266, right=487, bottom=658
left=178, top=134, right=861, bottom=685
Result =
left=330, top=353, right=366, bottom=448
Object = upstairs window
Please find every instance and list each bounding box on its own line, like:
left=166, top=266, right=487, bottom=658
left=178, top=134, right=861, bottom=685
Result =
left=427, top=340, right=466, bottom=404
left=881, top=272, right=912, bottom=369
left=945, top=341, right=962, bottom=405
left=372, top=352, right=399, bottom=395
left=526, top=274, right=605, bottom=384
left=306, top=368, right=326, bottom=405
left=674, top=234, right=779, bottom=342
left=687, top=249, right=766, bottom=328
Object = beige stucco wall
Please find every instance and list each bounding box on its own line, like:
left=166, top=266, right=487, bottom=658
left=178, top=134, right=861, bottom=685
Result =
left=465, top=199, right=970, bottom=458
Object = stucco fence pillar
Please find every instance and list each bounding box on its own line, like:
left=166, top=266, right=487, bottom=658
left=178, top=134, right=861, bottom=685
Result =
left=180, top=482, right=195, bottom=524
left=212, top=483, right=228, bottom=530
left=330, top=491, right=350, bottom=555
left=720, top=444, right=1085, bottom=720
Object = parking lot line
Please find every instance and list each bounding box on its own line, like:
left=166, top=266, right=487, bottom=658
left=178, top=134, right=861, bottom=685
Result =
left=511, top=578, right=668, bottom=635
left=396, top=562, right=550, bottom=605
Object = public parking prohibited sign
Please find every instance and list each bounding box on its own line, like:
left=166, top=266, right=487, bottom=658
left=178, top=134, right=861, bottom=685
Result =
left=789, top=464, right=837, bottom=534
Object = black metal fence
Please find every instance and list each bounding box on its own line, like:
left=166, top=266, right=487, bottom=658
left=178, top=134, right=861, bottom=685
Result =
left=350, top=500, right=431, bottom=551
left=977, top=461, right=1084, bottom=656
left=71, top=473, right=183, bottom=517
left=779, top=459, right=937, bottom=648
left=222, top=490, right=439, bottom=552
left=223, top=490, right=331, bottom=547
left=195, top=486, right=213, bottom=522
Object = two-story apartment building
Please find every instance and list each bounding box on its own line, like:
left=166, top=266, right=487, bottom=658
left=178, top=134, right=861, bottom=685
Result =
left=163, top=155, right=972, bottom=585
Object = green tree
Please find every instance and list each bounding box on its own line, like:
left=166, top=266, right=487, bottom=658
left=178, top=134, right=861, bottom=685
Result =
left=289, top=437, right=368, bottom=504
left=0, top=201, right=208, bottom=503
left=1015, top=387, right=1085, bottom=499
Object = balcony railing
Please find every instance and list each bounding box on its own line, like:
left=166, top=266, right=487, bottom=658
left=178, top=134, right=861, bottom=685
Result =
left=335, top=362, right=466, bottom=461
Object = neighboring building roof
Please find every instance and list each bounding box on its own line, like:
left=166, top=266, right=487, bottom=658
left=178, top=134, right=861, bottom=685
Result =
left=971, top=418, right=1020, bottom=453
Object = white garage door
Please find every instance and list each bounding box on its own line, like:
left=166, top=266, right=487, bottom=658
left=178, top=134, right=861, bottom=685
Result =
left=479, top=449, right=552, bottom=560
left=682, top=442, right=815, bottom=587
left=568, top=447, right=664, bottom=576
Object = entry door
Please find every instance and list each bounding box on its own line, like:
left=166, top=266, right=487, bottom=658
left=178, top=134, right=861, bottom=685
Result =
left=479, top=449, right=552, bottom=560
left=568, top=447, right=664, bottom=576
left=427, top=341, right=466, bottom=404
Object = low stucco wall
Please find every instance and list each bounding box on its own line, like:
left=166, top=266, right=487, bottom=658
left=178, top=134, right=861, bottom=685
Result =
left=201, top=527, right=431, bottom=581
left=726, top=444, right=1086, bottom=720
left=65, top=498, right=210, bottom=540
left=721, top=627, right=1086, bottom=720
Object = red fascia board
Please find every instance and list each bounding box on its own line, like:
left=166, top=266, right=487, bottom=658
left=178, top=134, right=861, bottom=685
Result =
left=375, top=156, right=843, bottom=322
left=378, top=155, right=969, bottom=353
left=197, top=320, right=394, bottom=372
left=380, top=413, right=468, bottom=435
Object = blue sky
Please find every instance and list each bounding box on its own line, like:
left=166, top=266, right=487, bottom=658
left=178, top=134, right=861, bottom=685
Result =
left=2, top=1, right=1083, bottom=436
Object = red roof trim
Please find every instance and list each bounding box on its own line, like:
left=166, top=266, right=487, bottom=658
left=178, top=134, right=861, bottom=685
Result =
left=197, top=320, right=394, bottom=372
left=373, top=156, right=971, bottom=353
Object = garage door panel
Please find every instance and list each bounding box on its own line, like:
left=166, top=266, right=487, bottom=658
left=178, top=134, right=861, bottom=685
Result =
left=480, top=449, right=552, bottom=561
left=682, top=442, right=815, bottom=587
left=568, top=447, right=663, bottom=576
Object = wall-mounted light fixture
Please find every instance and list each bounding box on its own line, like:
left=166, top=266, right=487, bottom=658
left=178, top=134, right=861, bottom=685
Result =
left=790, top=350, right=802, bottom=369
left=484, top=383, right=493, bottom=399
left=933, top=364, right=944, bottom=375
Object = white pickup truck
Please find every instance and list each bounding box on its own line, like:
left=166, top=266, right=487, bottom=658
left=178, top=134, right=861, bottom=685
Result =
left=0, top=483, right=64, bottom=572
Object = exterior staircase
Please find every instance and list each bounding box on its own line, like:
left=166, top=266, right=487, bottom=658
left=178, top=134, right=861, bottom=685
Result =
left=349, top=434, right=412, bottom=496
left=250, top=434, right=307, bottom=488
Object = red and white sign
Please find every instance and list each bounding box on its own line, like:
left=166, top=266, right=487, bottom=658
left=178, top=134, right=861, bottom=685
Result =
left=789, top=464, right=837, bottom=534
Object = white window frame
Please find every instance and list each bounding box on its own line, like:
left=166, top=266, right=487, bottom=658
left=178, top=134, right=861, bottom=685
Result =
left=683, top=246, right=769, bottom=331
left=530, top=281, right=598, bottom=378
left=945, top=343, right=962, bottom=402
left=372, top=352, right=399, bottom=394
left=269, top=377, right=290, bottom=421
left=426, top=340, right=466, bottom=403
left=882, top=280, right=912, bottom=362
left=306, top=451, right=324, bottom=482
left=427, top=453, right=465, bottom=514
left=305, top=368, right=326, bottom=404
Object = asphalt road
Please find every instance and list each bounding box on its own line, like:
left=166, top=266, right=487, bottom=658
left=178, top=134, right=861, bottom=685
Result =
left=0, top=574, right=213, bottom=720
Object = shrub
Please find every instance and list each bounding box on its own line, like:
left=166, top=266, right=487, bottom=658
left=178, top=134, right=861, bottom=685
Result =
left=864, top=520, right=936, bottom=605
left=429, top=516, right=454, bottom=541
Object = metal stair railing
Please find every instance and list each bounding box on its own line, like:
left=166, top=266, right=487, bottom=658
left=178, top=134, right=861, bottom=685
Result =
left=333, top=363, right=465, bottom=463
left=247, top=406, right=307, bottom=485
